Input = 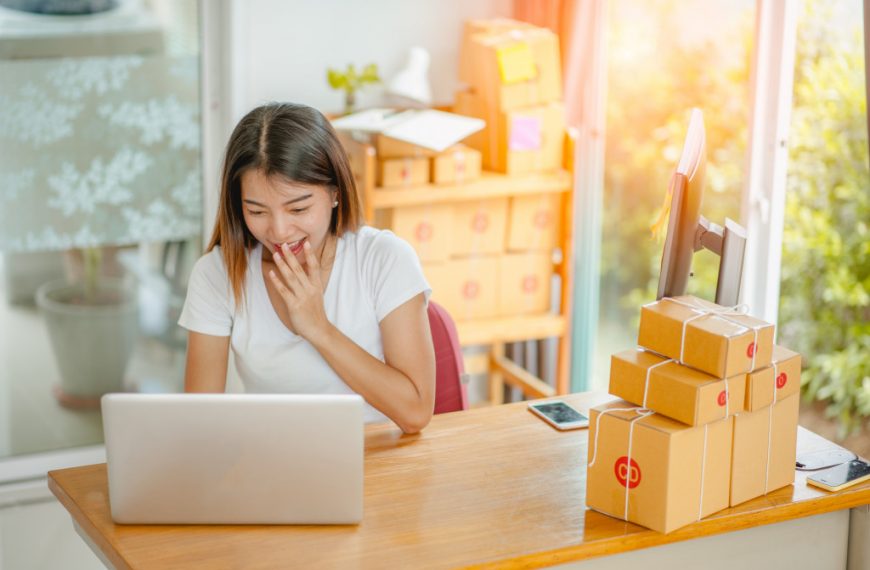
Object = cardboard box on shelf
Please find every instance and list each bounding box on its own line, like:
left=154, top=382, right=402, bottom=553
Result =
left=459, top=18, right=537, bottom=85
left=377, top=135, right=439, bottom=159
left=609, top=348, right=746, bottom=427
left=450, top=198, right=508, bottom=257
left=460, top=23, right=562, bottom=112
left=745, top=345, right=802, bottom=412
left=730, top=392, right=800, bottom=506
left=431, top=145, right=482, bottom=185
left=498, top=252, right=551, bottom=316
left=454, top=90, right=565, bottom=175
left=374, top=204, right=453, bottom=262
left=506, top=193, right=560, bottom=252
left=425, top=256, right=500, bottom=321
left=637, top=296, right=775, bottom=379
left=378, top=157, right=429, bottom=188
left=586, top=400, right=733, bottom=534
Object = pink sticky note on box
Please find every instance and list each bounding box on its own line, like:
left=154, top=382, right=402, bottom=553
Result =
left=509, top=116, right=542, bottom=151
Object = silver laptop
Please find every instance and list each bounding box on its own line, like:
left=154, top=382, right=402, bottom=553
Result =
left=101, top=393, right=364, bottom=525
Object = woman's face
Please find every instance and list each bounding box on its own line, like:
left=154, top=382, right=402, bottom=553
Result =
left=240, top=168, right=336, bottom=267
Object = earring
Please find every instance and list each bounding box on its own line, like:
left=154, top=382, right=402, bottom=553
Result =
left=332, top=200, right=338, bottom=208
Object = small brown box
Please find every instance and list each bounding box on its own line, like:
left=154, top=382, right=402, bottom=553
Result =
left=450, top=198, right=508, bottom=257
left=429, top=256, right=500, bottom=321
left=586, top=400, right=733, bottom=534
left=637, top=296, right=775, bottom=379
left=506, top=194, right=560, bottom=252
left=730, top=393, right=799, bottom=506
left=378, top=157, right=429, bottom=188
left=609, top=348, right=746, bottom=426
left=497, top=252, right=551, bottom=316
left=431, top=145, right=482, bottom=185
left=744, top=345, right=802, bottom=412
left=377, top=135, right=439, bottom=159
left=374, top=205, right=453, bottom=262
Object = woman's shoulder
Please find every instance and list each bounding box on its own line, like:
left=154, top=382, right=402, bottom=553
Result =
left=343, top=225, right=409, bottom=255
left=342, top=226, right=414, bottom=262
left=193, top=245, right=227, bottom=274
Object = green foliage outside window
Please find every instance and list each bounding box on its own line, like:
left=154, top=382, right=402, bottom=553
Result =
left=779, top=1, right=870, bottom=437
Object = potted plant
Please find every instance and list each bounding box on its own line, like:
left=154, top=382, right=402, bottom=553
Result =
left=327, top=62, right=381, bottom=115
left=35, top=247, right=138, bottom=409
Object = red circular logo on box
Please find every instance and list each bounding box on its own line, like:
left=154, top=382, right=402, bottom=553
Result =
left=463, top=281, right=479, bottom=300
left=533, top=210, right=551, bottom=229
left=746, top=342, right=757, bottom=358
left=776, top=372, right=788, bottom=389
left=717, top=390, right=728, bottom=407
left=614, top=456, right=641, bottom=489
left=415, top=222, right=433, bottom=242
left=471, top=212, right=489, bottom=233
left=522, top=275, right=538, bottom=293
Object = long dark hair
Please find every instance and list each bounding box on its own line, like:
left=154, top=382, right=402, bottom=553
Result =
left=207, top=102, right=362, bottom=305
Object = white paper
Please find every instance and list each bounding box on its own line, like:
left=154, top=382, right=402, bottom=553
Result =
left=330, top=108, right=415, bottom=133
left=382, top=109, right=485, bottom=152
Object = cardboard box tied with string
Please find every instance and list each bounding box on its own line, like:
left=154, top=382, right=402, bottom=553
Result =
left=586, top=399, right=733, bottom=534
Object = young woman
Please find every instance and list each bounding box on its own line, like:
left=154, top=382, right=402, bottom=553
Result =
left=179, top=102, right=435, bottom=434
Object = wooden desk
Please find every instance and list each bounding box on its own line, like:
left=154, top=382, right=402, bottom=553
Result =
left=49, top=393, right=870, bottom=569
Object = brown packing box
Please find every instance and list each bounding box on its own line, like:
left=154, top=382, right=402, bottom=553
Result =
left=506, top=194, right=560, bottom=252
left=637, top=295, right=775, bottom=379
left=459, top=19, right=537, bottom=85
left=377, top=135, right=439, bottom=159
left=609, top=348, right=746, bottom=427
left=378, top=157, right=429, bottom=188
left=744, top=345, right=802, bottom=412
left=586, top=400, right=733, bottom=534
left=461, top=24, right=562, bottom=112
left=374, top=205, right=453, bottom=263
left=450, top=198, right=508, bottom=257
left=424, top=257, right=500, bottom=320
left=497, top=252, right=551, bottom=316
left=431, top=145, right=482, bottom=185
left=454, top=90, right=565, bottom=175
left=730, top=392, right=800, bottom=506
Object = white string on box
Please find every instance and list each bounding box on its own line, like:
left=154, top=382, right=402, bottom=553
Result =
left=666, top=297, right=764, bottom=373
left=764, top=360, right=779, bottom=493
left=641, top=354, right=674, bottom=408
left=698, top=423, right=709, bottom=521
left=588, top=407, right=656, bottom=522
left=723, top=377, right=730, bottom=418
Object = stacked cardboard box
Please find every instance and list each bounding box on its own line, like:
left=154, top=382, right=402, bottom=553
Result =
left=586, top=295, right=801, bottom=533
left=454, top=19, right=565, bottom=176
left=420, top=18, right=564, bottom=322
left=454, top=19, right=565, bottom=174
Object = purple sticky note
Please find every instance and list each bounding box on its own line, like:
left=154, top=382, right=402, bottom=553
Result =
left=509, top=115, right=542, bottom=151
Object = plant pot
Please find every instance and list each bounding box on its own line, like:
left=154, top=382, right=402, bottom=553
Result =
left=36, top=278, right=138, bottom=409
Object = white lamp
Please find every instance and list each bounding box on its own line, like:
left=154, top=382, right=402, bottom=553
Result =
left=386, top=46, right=433, bottom=107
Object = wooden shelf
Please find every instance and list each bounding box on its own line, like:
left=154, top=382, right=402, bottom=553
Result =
left=369, top=169, right=571, bottom=209
left=456, top=313, right=567, bottom=346
left=341, top=129, right=578, bottom=399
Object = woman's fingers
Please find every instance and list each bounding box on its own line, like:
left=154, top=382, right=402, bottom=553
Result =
left=268, top=269, right=295, bottom=299
left=281, top=243, right=314, bottom=289
left=273, top=251, right=302, bottom=297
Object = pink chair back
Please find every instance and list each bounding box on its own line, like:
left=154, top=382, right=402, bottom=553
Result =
left=427, top=301, right=468, bottom=414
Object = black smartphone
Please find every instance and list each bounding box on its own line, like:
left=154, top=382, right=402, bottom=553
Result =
left=527, top=400, right=589, bottom=430
left=806, top=459, right=870, bottom=492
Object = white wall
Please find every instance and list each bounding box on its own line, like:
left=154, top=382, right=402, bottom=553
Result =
left=229, top=0, right=512, bottom=121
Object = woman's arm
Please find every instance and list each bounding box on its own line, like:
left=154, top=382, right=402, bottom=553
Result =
left=184, top=331, right=231, bottom=392
left=307, top=293, right=435, bottom=434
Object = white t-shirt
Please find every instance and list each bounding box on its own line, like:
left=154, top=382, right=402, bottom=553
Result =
left=178, top=226, right=431, bottom=424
